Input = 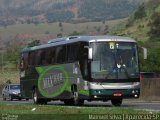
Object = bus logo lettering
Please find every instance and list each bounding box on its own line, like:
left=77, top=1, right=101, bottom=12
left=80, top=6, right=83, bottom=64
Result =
left=36, top=66, right=68, bottom=98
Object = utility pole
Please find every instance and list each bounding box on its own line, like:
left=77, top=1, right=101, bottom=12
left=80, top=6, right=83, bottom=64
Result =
left=0, top=50, right=4, bottom=72
left=2, top=51, right=3, bottom=72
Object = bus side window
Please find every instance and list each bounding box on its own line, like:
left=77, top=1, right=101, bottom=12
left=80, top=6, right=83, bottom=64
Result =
left=28, top=52, right=36, bottom=66
left=56, top=45, right=66, bottom=64
left=41, top=51, right=46, bottom=65
left=51, top=47, right=56, bottom=64
left=67, top=43, right=79, bottom=62
left=36, top=50, right=42, bottom=66
left=45, top=48, right=52, bottom=65
left=24, top=53, right=29, bottom=69
left=38, top=50, right=46, bottom=65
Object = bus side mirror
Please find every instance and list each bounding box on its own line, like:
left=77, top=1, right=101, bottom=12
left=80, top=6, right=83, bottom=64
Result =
left=84, top=46, right=93, bottom=60
left=88, top=48, right=93, bottom=60
left=141, top=47, right=147, bottom=59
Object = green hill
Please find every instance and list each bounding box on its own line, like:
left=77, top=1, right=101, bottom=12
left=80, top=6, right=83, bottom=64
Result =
left=112, top=0, right=160, bottom=73
left=0, top=0, right=144, bottom=26
left=112, top=0, right=160, bottom=43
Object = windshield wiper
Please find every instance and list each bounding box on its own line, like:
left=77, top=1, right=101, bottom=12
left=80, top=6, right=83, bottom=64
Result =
left=105, top=67, right=117, bottom=79
left=119, top=66, right=131, bottom=79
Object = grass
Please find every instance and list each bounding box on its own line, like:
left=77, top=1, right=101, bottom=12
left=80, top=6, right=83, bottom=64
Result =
left=112, top=17, right=151, bottom=42
left=0, top=103, right=159, bottom=120
left=0, top=18, right=126, bottom=39
left=0, top=71, right=19, bottom=85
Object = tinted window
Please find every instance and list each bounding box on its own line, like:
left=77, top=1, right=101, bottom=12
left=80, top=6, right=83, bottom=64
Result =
left=56, top=45, right=66, bottom=63
left=27, top=42, right=80, bottom=66
left=28, top=52, right=36, bottom=66
left=39, top=50, right=46, bottom=65
left=50, top=47, right=56, bottom=64
left=36, top=50, right=42, bottom=65
left=67, top=43, right=80, bottom=62
left=23, top=53, right=29, bottom=69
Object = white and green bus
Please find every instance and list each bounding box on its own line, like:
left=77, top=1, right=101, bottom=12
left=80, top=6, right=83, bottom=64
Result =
left=20, top=36, right=143, bottom=106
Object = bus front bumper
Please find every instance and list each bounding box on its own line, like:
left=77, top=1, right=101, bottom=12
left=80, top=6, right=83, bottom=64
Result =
left=89, top=89, right=140, bottom=99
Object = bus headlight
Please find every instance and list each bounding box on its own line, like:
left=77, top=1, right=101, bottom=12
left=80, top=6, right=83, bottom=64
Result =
left=94, top=96, right=97, bottom=98
left=134, top=94, right=138, bottom=98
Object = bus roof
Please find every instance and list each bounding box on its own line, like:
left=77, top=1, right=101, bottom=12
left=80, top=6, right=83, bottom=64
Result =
left=22, top=35, right=136, bottom=52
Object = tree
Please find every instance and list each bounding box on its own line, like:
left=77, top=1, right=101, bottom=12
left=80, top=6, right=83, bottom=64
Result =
left=27, top=40, right=40, bottom=47
left=140, top=48, right=160, bottom=74
left=102, top=20, right=106, bottom=24
left=59, top=22, right=63, bottom=28
left=7, top=47, right=21, bottom=69
left=57, top=33, right=63, bottom=38
left=4, top=37, right=24, bottom=70
left=148, top=12, right=160, bottom=41
left=104, top=25, right=109, bottom=34
left=134, top=5, right=146, bottom=19
left=69, top=31, right=82, bottom=36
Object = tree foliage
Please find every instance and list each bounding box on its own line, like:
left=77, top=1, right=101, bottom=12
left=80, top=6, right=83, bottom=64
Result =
left=78, top=0, right=141, bottom=20
left=148, top=12, right=160, bottom=41
left=69, top=31, right=83, bottom=36
left=6, top=48, right=20, bottom=65
left=27, top=40, right=40, bottom=47
left=134, top=5, right=146, bottom=19
left=46, top=11, right=74, bottom=23
left=140, top=48, right=160, bottom=73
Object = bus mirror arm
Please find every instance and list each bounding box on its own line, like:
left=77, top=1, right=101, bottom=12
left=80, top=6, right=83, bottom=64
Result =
left=84, top=46, right=93, bottom=60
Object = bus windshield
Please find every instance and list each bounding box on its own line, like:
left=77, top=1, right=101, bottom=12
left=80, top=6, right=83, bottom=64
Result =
left=91, top=42, right=139, bottom=80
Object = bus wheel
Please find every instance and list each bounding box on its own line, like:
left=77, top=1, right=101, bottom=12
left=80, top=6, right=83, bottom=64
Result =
left=33, top=89, right=47, bottom=105
left=111, top=99, right=122, bottom=106
left=33, top=88, right=41, bottom=104
left=72, top=90, right=84, bottom=106
left=26, top=98, right=29, bottom=101
left=64, top=100, right=72, bottom=105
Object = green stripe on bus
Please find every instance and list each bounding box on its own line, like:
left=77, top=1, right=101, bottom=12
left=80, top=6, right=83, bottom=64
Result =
left=37, top=67, right=44, bottom=74
left=78, top=89, right=89, bottom=96
left=66, top=86, right=89, bottom=96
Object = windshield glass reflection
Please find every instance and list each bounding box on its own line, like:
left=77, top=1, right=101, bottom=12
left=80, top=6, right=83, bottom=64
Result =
left=91, top=42, right=139, bottom=79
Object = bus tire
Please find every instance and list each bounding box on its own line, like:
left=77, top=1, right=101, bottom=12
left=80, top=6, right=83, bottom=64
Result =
left=64, top=100, right=72, bottom=105
left=41, top=100, right=47, bottom=105
left=26, top=98, right=29, bottom=101
left=33, top=88, right=47, bottom=105
left=71, top=86, right=84, bottom=106
left=111, top=99, right=122, bottom=106
left=33, top=88, right=41, bottom=104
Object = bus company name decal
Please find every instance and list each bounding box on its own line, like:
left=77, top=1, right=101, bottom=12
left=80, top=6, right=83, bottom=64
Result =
left=43, top=73, right=63, bottom=89
left=36, top=66, right=68, bottom=98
